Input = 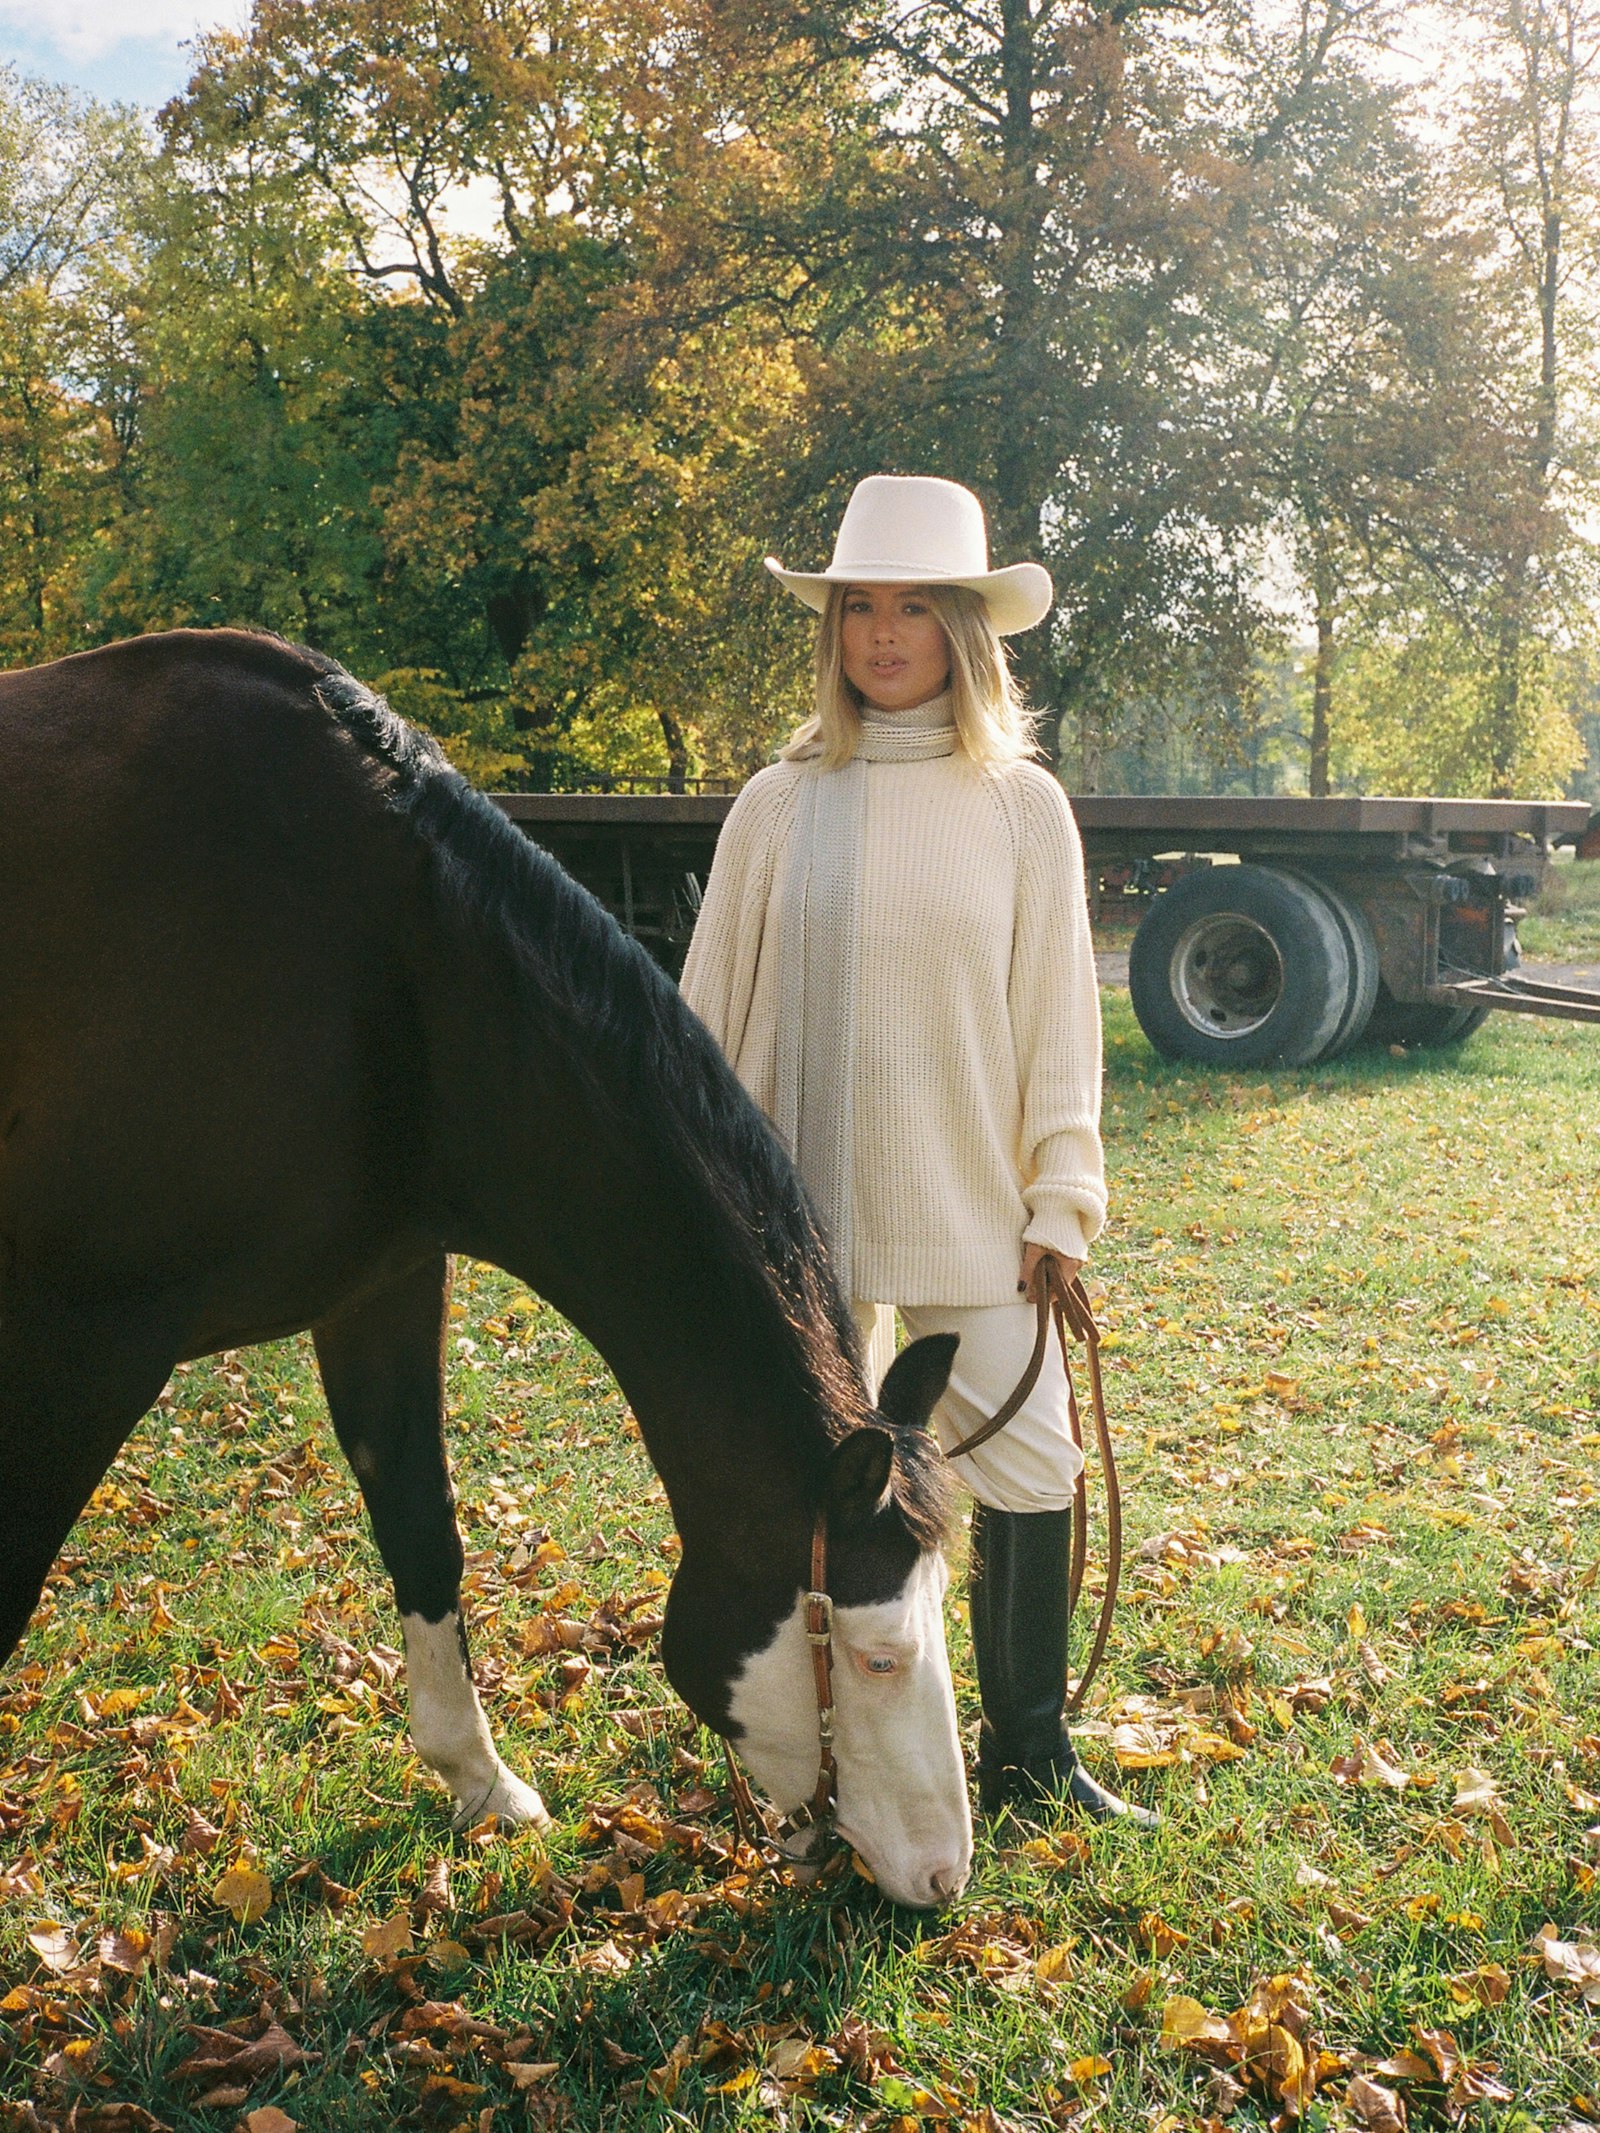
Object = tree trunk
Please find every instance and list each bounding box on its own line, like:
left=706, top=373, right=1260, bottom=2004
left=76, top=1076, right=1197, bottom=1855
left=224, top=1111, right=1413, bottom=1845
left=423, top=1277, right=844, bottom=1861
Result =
left=658, top=705, right=689, bottom=793
left=1308, top=548, right=1335, bottom=799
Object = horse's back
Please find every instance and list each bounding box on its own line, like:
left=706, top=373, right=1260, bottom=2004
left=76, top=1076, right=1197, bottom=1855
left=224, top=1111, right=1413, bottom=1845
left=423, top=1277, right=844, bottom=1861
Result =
left=0, top=632, right=426, bottom=1303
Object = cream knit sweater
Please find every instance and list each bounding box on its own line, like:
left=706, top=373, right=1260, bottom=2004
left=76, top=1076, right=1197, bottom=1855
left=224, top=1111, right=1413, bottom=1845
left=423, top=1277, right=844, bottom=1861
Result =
left=680, top=738, right=1106, bottom=1308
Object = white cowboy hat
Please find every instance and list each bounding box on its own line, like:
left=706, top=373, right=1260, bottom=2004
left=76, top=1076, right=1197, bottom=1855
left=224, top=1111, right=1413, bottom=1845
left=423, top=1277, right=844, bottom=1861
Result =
left=765, top=474, right=1053, bottom=636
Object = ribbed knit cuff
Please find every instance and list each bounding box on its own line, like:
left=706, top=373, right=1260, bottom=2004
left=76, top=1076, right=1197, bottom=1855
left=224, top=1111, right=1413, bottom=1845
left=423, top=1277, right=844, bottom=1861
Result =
left=1021, top=1195, right=1098, bottom=1265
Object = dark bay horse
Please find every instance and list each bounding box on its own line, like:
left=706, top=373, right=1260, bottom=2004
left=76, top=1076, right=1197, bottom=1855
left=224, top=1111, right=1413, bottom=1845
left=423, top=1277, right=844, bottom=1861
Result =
left=0, top=630, right=972, bottom=1907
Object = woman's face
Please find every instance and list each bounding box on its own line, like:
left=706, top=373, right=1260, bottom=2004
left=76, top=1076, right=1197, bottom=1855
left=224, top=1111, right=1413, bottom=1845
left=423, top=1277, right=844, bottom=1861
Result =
left=840, top=584, right=951, bottom=712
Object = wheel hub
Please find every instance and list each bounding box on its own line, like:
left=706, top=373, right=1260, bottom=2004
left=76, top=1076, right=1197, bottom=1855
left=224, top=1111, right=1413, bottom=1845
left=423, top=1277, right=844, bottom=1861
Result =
left=1171, top=913, right=1284, bottom=1037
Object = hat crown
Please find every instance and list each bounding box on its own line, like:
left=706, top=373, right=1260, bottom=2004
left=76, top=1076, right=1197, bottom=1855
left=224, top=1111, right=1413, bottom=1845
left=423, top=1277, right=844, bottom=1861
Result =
left=829, top=475, right=990, bottom=581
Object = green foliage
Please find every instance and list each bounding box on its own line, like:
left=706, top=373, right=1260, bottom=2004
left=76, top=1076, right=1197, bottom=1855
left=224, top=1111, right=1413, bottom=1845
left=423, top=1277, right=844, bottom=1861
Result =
left=1335, top=611, right=1587, bottom=797
left=4, top=8, right=1600, bottom=793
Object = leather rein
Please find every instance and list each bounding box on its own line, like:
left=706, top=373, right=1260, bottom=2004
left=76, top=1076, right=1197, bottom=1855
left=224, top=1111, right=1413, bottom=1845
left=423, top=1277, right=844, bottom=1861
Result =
left=720, top=1262, right=1121, bottom=1868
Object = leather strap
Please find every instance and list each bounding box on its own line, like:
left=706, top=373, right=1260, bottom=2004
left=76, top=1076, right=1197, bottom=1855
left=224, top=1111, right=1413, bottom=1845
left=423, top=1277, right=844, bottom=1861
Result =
left=721, top=1510, right=839, bottom=1869
left=943, top=1263, right=1122, bottom=1714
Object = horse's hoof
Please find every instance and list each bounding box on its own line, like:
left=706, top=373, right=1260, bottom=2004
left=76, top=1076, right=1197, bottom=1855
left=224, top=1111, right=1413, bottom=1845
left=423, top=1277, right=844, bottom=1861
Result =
left=453, top=1765, right=552, bottom=1832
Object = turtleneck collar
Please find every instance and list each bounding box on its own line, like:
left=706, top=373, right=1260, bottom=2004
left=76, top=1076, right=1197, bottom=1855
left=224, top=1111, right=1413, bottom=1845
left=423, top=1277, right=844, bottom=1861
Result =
left=860, top=689, right=955, bottom=733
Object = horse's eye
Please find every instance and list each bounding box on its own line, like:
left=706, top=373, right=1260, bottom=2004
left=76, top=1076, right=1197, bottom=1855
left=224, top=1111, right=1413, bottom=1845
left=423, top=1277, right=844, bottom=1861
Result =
left=858, top=1652, right=899, bottom=1677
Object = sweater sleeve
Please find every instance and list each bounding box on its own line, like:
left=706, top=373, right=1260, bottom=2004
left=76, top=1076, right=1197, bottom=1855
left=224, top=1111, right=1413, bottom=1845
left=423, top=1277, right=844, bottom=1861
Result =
left=679, top=766, right=787, bottom=1067
left=1008, top=766, right=1107, bottom=1263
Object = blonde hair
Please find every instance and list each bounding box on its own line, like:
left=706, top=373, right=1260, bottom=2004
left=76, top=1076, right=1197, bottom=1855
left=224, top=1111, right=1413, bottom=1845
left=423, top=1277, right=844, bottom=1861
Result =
left=780, top=583, right=1037, bottom=770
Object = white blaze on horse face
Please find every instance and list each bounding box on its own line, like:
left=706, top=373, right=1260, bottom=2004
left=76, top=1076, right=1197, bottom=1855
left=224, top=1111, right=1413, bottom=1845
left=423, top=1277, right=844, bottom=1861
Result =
left=725, top=1550, right=971, bottom=1908
left=401, top=1612, right=551, bottom=1832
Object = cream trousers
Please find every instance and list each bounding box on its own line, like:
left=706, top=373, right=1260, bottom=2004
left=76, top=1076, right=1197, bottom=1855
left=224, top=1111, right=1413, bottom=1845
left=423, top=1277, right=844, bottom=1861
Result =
left=853, top=1299, right=1085, bottom=1515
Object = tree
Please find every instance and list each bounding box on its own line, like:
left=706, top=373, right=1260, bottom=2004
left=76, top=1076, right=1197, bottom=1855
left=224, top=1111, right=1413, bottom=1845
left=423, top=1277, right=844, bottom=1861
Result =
left=1453, top=0, right=1600, bottom=791
left=0, top=71, right=149, bottom=663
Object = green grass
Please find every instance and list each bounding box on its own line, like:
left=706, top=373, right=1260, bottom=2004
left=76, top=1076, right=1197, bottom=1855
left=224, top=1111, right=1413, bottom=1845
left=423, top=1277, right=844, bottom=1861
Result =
left=4, top=998, right=1600, bottom=2130
left=1521, top=856, right=1600, bottom=964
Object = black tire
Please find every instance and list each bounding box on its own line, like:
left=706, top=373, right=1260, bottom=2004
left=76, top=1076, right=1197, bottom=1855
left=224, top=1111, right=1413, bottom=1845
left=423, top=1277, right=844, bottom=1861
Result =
left=1128, top=865, right=1352, bottom=1067
left=1363, top=987, right=1490, bottom=1048
left=1280, top=873, right=1381, bottom=1059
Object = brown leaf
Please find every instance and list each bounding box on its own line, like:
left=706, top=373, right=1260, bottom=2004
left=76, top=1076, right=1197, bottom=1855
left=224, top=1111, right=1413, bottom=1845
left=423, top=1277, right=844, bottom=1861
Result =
left=417, top=1857, right=451, bottom=1917
left=1346, top=2073, right=1407, bottom=2132
left=243, top=2110, right=299, bottom=2133
left=172, top=2020, right=317, bottom=2086
left=1411, top=2026, right=1461, bottom=2084
left=361, top=1910, right=414, bottom=1961
left=180, top=1809, right=222, bottom=1857
left=97, top=1926, right=151, bottom=1976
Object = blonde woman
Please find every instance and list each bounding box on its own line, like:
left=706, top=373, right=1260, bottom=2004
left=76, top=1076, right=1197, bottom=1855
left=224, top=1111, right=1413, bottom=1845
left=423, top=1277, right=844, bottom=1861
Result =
left=682, top=475, right=1151, bottom=1824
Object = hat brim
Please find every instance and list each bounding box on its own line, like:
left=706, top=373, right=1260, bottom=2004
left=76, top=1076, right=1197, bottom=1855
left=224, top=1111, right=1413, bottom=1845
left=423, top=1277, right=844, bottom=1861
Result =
left=764, top=558, right=1054, bottom=636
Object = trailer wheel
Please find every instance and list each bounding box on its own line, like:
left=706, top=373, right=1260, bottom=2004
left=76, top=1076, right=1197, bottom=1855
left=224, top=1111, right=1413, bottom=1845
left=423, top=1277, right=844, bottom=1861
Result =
left=1280, top=874, right=1380, bottom=1058
left=1129, top=865, right=1352, bottom=1067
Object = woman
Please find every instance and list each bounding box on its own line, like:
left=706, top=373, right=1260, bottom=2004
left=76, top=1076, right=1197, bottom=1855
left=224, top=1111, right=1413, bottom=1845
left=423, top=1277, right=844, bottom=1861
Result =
left=681, top=474, right=1150, bottom=1824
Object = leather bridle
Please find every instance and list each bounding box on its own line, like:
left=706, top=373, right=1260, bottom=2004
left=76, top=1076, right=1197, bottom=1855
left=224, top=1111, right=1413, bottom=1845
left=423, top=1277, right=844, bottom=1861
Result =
left=722, top=1512, right=839, bottom=1866
left=719, top=1263, right=1121, bottom=1867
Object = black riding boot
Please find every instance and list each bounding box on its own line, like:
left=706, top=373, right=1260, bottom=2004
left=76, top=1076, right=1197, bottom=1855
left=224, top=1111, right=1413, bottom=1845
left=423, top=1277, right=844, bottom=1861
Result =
left=968, top=1504, right=1157, bottom=1826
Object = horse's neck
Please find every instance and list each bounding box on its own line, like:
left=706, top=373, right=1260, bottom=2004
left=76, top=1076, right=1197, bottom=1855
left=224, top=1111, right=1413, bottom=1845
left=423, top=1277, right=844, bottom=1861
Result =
left=420, top=944, right=837, bottom=1548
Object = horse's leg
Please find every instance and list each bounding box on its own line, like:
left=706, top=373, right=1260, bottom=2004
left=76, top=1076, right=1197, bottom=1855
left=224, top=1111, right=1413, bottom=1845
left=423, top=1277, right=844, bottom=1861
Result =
left=312, top=1256, right=550, bottom=1831
left=0, top=1293, right=179, bottom=1662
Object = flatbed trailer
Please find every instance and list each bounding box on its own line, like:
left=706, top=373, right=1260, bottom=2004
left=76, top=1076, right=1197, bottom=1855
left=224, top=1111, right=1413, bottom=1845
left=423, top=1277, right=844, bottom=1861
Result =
left=491, top=789, right=1600, bottom=1066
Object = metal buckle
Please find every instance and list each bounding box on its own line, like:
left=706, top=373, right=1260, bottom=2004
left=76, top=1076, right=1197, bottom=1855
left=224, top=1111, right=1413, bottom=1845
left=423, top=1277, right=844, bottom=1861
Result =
left=804, top=1592, right=834, bottom=1644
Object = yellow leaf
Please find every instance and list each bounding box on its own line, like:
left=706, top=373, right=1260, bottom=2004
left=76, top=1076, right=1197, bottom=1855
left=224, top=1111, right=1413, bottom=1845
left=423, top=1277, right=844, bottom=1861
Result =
left=1069, top=2053, right=1112, bottom=2081
left=1347, top=1603, right=1367, bottom=1640
left=362, top=1911, right=414, bottom=1960
left=1160, top=1996, right=1231, bottom=2049
left=213, top=1863, right=273, bottom=1925
left=1035, top=1945, right=1075, bottom=1983
left=712, top=2067, right=760, bottom=2095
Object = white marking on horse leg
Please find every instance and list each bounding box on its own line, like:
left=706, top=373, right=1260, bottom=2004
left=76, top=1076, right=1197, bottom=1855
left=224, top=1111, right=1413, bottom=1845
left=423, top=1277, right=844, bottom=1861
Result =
left=401, top=1611, right=550, bottom=1831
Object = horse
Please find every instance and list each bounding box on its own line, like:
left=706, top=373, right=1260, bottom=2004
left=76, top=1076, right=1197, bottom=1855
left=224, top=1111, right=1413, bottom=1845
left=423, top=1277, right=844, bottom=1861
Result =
left=0, top=629, right=973, bottom=1909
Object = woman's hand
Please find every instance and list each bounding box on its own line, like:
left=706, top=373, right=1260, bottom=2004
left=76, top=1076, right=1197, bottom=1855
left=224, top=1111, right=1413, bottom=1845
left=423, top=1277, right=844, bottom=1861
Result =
left=1019, top=1243, right=1085, bottom=1299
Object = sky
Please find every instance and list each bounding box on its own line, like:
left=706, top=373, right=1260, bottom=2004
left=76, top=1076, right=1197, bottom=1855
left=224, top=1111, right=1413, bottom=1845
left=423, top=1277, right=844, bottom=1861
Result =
left=0, top=0, right=249, bottom=110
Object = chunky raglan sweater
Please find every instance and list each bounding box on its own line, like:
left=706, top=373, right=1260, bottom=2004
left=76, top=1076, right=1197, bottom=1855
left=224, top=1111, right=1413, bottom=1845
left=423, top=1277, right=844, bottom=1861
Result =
left=679, top=739, right=1106, bottom=1307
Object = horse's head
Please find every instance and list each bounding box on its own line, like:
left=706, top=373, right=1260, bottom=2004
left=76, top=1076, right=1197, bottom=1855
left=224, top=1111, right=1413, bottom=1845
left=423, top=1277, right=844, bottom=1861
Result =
left=662, top=1335, right=971, bottom=1908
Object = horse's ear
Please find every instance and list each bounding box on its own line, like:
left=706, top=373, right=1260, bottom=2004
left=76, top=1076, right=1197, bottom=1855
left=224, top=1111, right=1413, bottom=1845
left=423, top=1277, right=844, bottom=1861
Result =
left=827, top=1426, right=896, bottom=1522
left=876, top=1333, right=958, bottom=1433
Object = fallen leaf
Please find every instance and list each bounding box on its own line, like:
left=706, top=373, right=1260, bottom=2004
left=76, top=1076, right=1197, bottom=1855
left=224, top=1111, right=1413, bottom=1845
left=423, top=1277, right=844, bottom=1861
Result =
left=26, top=1923, right=79, bottom=1974
left=1532, top=1921, right=1600, bottom=2002
left=1445, top=1961, right=1510, bottom=2008
left=1347, top=2072, right=1407, bottom=2131
left=212, top=1861, right=273, bottom=1925
left=361, top=1910, right=414, bottom=1961
left=1160, top=1996, right=1233, bottom=2052
left=244, top=2110, right=299, bottom=2133
left=507, top=2061, right=562, bottom=2089
left=173, top=2021, right=317, bottom=2086
left=417, top=1856, right=452, bottom=1916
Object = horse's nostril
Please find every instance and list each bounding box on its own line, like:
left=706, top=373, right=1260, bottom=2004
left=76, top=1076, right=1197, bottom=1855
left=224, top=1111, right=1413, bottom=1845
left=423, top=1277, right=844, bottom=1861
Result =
left=929, top=1863, right=967, bottom=1902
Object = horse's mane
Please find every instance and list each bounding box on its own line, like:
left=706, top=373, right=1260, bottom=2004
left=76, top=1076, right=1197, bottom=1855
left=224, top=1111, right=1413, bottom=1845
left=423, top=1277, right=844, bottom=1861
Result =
left=255, top=639, right=947, bottom=1546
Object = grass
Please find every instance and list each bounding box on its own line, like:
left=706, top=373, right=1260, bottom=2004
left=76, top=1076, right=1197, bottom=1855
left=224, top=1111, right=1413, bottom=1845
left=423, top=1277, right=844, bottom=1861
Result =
left=3, top=996, right=1600, bottom=2131
left=1519, top=856, right=1600, bottom=965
